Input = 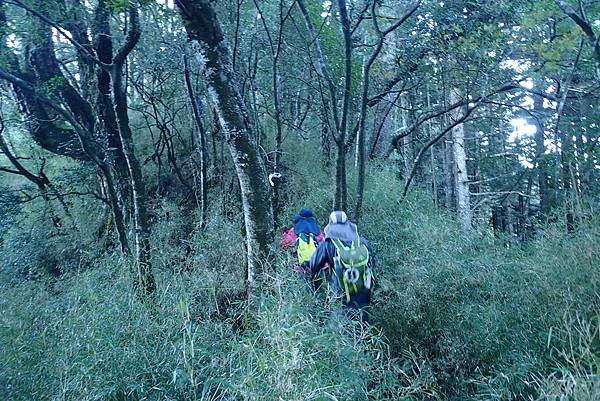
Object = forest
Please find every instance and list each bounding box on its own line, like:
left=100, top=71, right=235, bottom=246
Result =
left=0, top=0, right=599, bottom=400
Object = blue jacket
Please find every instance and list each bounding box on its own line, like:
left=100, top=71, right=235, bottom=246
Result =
left=293, top=216, right=321, bottom=236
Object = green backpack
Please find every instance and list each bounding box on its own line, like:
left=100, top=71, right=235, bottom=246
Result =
left=331, top=239, right=373, bottom=302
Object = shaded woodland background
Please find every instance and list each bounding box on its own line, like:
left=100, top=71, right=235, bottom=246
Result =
left=1, top=0, right=599, bottom=400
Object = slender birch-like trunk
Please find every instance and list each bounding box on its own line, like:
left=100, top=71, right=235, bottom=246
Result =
left=450, top=88, right=472, bottom=232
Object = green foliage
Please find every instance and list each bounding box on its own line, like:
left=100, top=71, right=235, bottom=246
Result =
left=532, top=313, right=600, bottom=401
left=359, top=167, right=600, bottom=399
left=106, top=0, right=157, bottom=13
left=106, top=0, right=130, bottom=13
left=3, top=164, right=598, bottom=400
left=0, top=188, right=20, bottom=235
left=2, top=0, right=600, bottom=397
left=0, top=202, right=85, bottom=281
left=0, top=218, right=400, bottom=401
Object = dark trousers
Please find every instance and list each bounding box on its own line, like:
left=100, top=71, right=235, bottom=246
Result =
left=342, top=291, right=371, bottom=323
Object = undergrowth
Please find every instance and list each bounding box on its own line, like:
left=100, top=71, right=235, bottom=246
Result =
left=1, top=163, right=599, bottom=400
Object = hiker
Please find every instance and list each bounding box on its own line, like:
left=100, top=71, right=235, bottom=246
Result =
left=280, top=208, right=323, bottom=274
left=309, top=211, right=374, bottom=323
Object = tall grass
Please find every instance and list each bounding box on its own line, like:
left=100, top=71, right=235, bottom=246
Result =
left=1, top=163, right=599, bottom=400
left=358, top=166, right=600, bottom=399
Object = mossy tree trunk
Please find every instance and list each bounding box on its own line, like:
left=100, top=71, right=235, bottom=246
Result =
left=175, top=0, right=274, bottom=301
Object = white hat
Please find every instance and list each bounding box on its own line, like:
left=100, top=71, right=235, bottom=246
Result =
left=329, top=211, right=348, bottom=225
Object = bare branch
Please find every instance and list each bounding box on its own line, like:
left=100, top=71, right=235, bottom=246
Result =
left=556, top=0, right=596, bottom=41
left=113, top=5, right=141, bottom=67
left=6, top=0, right=109, bottom=69
left=400, top=99, right=482, bottom=200
left=556, top=0, right=600, bottom=75
left=350, top=0, right=370, bottom=36
left=0, top=67, right=103, bottom=165
left=391, top=82, right=524, bottom=145
left=297, top=0, right=341, bottom=143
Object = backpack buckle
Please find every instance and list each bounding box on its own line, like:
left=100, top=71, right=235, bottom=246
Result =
left=343, top=267, right=360, bottom=284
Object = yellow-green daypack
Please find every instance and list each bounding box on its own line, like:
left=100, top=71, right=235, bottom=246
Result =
left=331, top=239, right=373, bottom=302
left=297, top=233, right=317, bottom=266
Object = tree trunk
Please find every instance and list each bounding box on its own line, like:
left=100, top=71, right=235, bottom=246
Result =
left=426, top=86, right=438, bottom=207
left=93, top=0, right=131, bottom=232
left=532, top=93, right=552, bottom=220
left=320, top=105, right=332, bottom=168
left=184, top=55, right=208, bottom=228
left=440, top=71, right=455, bottom=210
left=100, top=168, right=130, bottom=253
left=554, top=39, right=583, bottom=232
left=110, top=7, right=156, bottom=296
left=368, top=92, right=397, bottom=159
left=297, top=0, right=348, bottom=210
left=175, top=0, right=274, bottom=301
left=353, top=45, right=370, bottom=221
left=450, top=88, right=471, bottom=232
left=334, top=141, right=348, bottom=211
left=252, top=0, right=289, bottom=226
left=400, top=93, right=413, bottom=183
left=336, top=0, right=352, bottom=211
left=443, top=125, right=455, bottom=210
